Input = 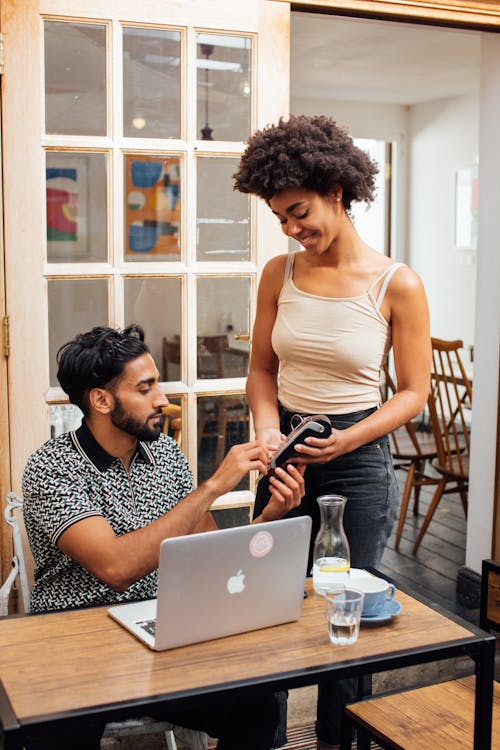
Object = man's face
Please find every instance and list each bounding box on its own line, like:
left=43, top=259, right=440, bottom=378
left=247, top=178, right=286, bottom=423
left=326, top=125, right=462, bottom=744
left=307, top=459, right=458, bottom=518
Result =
left=108, top=354, right=168, bottom=442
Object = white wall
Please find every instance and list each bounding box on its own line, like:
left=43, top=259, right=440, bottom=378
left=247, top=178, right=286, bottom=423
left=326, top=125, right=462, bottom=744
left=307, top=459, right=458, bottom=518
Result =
left=466, top=34, right=500, bottom=573
left=407, top=93, right=479, bottom=350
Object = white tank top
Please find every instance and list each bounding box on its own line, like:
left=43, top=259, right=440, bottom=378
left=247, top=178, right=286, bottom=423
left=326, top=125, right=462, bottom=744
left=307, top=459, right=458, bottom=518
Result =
left=271, top=254, right=404, bottom=414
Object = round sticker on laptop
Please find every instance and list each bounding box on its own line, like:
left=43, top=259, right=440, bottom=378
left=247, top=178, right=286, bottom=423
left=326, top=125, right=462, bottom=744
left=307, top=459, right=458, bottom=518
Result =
left=249, top=530, right=273, bottom=558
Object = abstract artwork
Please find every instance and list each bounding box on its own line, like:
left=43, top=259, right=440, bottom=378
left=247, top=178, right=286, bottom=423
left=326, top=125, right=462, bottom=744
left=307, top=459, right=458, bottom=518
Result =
left=125, top=155, right=181, bottom=260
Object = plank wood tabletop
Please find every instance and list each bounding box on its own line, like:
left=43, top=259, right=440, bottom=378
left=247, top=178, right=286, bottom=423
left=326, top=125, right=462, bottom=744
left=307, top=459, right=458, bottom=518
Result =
left=0, top=580, right=475, bottom=722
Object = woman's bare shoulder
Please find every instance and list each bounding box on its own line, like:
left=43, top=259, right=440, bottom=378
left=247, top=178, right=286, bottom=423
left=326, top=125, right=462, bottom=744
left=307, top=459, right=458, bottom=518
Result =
left=389, top=264, right=426, bottom=296
left=262, top=252, right=289, bottom=275
left=260, top=253, right=292, bottom=291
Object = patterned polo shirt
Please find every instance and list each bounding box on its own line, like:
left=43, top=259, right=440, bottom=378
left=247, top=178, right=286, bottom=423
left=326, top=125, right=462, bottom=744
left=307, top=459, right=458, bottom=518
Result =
left=22, top=421, right=194, bottom=612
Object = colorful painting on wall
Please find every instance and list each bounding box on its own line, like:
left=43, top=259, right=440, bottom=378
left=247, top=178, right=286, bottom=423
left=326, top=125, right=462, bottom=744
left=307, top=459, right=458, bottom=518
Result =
left=125, top=154, right=181, bottom=260
left=46, top=155, right=89, bottom=260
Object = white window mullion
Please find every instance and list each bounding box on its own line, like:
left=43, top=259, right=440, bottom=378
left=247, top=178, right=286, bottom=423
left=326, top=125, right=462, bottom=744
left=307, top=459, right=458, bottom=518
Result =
left=112, top=272, right=124, bottom=330
left=111, top=20, right=122, bottom=280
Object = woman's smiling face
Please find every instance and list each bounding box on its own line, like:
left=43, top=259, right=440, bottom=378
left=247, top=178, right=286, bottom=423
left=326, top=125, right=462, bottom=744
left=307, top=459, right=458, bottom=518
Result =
left=269, top=187, right=342, bottom=255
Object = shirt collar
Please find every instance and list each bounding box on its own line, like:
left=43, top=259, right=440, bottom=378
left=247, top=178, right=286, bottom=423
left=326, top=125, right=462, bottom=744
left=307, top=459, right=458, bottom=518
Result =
left=71, top=419, right=155, bottom=473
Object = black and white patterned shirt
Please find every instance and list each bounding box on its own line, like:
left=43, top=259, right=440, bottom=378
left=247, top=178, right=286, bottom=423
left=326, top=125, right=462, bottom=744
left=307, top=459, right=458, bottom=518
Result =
left=22, top=421, right=194, bottom=612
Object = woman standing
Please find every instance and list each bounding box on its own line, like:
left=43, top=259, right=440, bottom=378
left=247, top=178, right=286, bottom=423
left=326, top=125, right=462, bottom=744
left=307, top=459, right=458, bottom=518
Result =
left=233, top=115, right=431, bottom=749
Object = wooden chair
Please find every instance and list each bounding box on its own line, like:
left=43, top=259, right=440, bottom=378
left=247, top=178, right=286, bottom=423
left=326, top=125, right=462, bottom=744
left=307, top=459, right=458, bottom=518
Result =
left=342, top=558, right=500, bottom=750
left=162, top=402, right=182, bottom=446
left=412, top=338, right=472, bottom=555
left=382, top=365, right=438, bottom=550
left=197, top=335, right=249, bottom=464
left=0, top=493, right=208, bottom=750
left=162, top=335, right=181, bottom=381
left=0, top=492, right=33, bottom=615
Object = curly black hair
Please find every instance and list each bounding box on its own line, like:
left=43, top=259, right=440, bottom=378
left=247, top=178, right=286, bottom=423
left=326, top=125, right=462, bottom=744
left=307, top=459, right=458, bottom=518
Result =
left=57, top=324, right=150, bottom=416
left=233, top=114, right=378, bottom=210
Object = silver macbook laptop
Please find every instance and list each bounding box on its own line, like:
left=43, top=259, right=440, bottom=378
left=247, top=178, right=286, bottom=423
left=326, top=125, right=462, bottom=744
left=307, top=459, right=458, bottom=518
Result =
left=108, top=516, right=311, bottom=651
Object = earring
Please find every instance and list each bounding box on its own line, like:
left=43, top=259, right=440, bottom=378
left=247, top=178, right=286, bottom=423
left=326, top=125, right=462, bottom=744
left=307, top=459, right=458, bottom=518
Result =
left=336, top=197, right=341, bottom=202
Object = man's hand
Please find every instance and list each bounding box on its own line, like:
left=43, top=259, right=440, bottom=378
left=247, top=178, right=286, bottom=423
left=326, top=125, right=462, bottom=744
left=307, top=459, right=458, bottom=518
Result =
left=256, top=427, right=285, bottom=456
left=257, top=463, right=306, bottom=522
left=208, top=440, right=269, bottom=497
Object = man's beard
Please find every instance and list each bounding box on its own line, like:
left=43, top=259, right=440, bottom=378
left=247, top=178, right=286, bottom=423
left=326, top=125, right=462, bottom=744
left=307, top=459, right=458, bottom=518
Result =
left=110, top=397, right=162, bottom=442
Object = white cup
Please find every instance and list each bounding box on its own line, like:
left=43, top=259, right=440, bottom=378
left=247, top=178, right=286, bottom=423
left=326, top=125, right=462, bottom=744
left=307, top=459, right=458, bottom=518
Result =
left=350, top=576, right=396, bottom=616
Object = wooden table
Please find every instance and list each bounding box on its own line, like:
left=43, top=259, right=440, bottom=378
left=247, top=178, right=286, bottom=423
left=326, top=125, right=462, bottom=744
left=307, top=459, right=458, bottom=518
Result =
left=0, top=579, right=495, bottom=749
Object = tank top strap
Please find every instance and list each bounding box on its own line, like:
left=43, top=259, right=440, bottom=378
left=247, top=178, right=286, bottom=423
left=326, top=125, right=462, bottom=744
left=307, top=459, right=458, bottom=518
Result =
left=283, top=251, right=296, bottom=284
left=369, top=262, right=405, bottom=308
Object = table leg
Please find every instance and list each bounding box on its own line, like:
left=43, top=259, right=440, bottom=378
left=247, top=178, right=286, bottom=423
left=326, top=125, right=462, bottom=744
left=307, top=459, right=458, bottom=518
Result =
left=339, top=713, right=354, bottom=750
left=473, top=638, right=495, bottom=749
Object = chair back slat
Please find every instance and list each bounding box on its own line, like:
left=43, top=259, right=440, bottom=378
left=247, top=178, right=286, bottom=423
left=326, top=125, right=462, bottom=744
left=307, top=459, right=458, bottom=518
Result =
left=428, top=338, right=472, bottom=478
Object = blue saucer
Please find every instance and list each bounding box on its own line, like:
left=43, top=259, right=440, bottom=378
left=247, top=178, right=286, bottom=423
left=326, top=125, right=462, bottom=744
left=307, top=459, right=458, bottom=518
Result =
left=360, top=598, right=402, bottom=625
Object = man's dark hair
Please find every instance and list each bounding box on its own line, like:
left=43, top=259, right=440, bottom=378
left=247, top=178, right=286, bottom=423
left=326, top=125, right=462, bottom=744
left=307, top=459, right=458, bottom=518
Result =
left=233, top=114, right=378, bottom=210
left=56, top=324, right=150, bottom=416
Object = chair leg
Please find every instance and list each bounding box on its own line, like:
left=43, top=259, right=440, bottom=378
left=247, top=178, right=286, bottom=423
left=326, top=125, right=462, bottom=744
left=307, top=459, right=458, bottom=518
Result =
left=412, top=477, right=446, bottom=555
left=394, top=462, right=416, bottom=550
left=458, top=483, right=468, bottom=516
left=412, top=459, right=425, bottom=516
left=215, top=404, right=227, bottom=466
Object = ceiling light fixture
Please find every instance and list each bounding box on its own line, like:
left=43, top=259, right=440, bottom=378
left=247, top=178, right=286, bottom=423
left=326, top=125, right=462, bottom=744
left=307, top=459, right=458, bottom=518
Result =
left=200, top=43, right=214, bottom=141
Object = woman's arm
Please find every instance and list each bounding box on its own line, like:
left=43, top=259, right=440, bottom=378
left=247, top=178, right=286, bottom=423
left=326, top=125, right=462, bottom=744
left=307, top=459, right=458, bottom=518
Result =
left=246, top=255, right=287, bottom=452
left=295, top=266, right=431, bottom=461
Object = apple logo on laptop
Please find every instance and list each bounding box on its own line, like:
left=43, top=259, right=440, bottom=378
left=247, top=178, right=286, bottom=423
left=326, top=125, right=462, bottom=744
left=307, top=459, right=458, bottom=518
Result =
left=227, top=569, right=245, bottom=594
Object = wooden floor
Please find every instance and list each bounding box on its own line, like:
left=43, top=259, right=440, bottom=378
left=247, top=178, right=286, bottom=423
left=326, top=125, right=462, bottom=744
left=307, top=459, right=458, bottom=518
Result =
left=379, top=468, right=472, bottom=621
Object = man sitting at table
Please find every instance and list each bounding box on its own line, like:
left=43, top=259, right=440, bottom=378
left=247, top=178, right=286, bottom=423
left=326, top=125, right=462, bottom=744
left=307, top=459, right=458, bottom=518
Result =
left=22, top=323, right=305, bottom=750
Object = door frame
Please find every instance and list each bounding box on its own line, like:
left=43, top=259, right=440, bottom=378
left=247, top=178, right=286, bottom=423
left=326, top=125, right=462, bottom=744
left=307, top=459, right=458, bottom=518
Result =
left=0, top=83, right=12, bottom=585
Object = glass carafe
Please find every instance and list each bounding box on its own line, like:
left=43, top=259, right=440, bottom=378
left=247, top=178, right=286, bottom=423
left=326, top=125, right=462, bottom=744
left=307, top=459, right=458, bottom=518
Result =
left=312, top=494, right=350, bottom=594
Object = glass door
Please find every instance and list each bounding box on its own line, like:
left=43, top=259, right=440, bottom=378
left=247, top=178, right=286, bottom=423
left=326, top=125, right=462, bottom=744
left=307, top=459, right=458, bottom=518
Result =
left=1, top=0, right=289, bottom=497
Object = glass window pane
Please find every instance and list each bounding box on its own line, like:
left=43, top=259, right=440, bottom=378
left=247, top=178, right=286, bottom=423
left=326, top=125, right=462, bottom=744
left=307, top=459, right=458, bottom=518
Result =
left=124, top=277, right=181, bottom=381
left=123, top=27, right=181, bottom=139
left=50, top=404, right=83, bottom=438
left=351, top=139, right=387, bottom=254
left=46, top=152, right=107, bottom=263
left=197, top=277, right=250, bottom=379
left=197, top=157, right=250, bottom=261
left=48, top=279, right=108, bottom=387
left=45, top=21, right=106, bottom=136
left=124, top=155, right=181, bottom=261
left=197, top=395, right=249, bottom=486
left=196, top=33, right=251, bottom=142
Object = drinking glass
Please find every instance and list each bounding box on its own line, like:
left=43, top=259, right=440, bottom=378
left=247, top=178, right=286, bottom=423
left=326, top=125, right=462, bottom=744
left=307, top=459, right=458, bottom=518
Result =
left=323, top=589, right=364, bottom=646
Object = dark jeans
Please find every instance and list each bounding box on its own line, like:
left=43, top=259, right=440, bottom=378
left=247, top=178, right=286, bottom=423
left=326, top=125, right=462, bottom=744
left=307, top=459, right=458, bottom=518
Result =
left=23, top=690, right=281, bottom=750
left=254, top=405, right=399, bottom=746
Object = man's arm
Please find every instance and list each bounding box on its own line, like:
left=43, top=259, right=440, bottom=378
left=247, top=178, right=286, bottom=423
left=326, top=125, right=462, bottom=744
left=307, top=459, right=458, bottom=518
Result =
left=58, top=442, right=303, bottom=592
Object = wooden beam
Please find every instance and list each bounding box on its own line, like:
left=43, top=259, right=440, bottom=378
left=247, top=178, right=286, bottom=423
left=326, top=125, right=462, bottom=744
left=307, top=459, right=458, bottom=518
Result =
left=283, top=0, right=500, bottom=29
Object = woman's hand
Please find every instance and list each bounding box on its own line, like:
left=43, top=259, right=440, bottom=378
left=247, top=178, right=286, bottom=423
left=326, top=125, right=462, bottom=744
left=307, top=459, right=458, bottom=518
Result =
left=292, top=429, right=352, bottom=463
left=258, top=463, right=306, bottom=521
